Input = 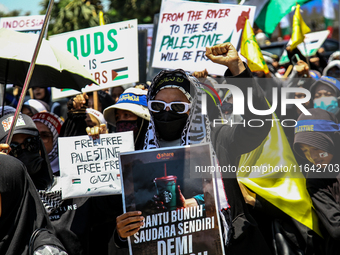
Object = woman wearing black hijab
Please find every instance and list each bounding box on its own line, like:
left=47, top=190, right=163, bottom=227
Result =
left=293, top=108, right=340, bottom=255
left=0, top=152, right=67, bottom=255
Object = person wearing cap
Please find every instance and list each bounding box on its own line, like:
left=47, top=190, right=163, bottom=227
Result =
left=310, top=76, right=340, bottom=120
left=32, top=112, right=64, bottom=175
left=293, top=108, right=340, bottom=254
left=103, top=86, right=150, bottom=150
left=0, top=112, right=53, bottom=190
left=115, top=42, right=273, bottom=254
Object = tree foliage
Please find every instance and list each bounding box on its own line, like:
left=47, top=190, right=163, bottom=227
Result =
left=107, top=0, right=219, bottom=24
left=41, top=0, right=103, bottom=35
left=1, top=0, right=220, bottom=36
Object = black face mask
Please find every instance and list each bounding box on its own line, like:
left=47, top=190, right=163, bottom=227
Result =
left=116, top=120, right=139, bottom=136
left=17, top=150, right=44, bottom=176
left=153, top=111, right=188, bottom=141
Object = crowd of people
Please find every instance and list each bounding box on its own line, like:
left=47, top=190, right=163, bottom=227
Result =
left=1, top=31, right=340, bottom=255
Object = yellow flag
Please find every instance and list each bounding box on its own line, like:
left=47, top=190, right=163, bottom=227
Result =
left=290, top=4, right=310, bottom=49
left=240, top=19, right=269, bottom=74
left=238, top=111, right=321, bottom=236
left=99, top=10, right=105, bottom=26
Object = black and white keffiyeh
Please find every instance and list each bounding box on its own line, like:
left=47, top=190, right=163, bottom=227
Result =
left=144, top=69, right=219, bottom=149
left=32, top=112, right=63, bottom=173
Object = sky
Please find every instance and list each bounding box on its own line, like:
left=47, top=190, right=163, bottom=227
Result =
left=0, top=0, right=337, bottom=17
left=0, top=0, right=110, bottom=16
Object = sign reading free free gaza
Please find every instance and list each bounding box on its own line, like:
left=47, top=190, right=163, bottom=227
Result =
left=50, top=19, right=139, bottom=99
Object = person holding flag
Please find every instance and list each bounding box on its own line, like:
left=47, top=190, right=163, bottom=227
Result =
left=240, top=18, right=283, bottom=116
left=238, top=16, right=322, bottom=255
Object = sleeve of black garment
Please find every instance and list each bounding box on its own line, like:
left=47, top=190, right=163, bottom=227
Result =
left=307, top=178, right=340, bottom=240
left=223, top=63, right=272, bottom=159
left=90, top=194, right=124, bottom=225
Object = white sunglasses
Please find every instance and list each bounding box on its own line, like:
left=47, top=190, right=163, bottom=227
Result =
left=148, top=100, right=191, bottom=114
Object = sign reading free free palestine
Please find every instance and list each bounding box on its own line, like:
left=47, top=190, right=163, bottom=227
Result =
left=50, top=19, right=139, bottom=99
left=58, top=132, right=134, bottom=199
left=152, top=0, right=255, bottom=76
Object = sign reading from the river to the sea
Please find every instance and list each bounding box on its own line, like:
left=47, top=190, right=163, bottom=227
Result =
left=152, top=0, right=255, bottom=75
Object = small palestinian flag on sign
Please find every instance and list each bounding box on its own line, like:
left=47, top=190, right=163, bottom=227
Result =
left=72, top=178, right=81, bottom=184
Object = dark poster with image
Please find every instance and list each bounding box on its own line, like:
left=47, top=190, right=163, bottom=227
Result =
left=120, top=144, right=224, bottom=255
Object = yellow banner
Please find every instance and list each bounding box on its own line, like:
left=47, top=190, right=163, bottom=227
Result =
left=237, top=113, right=321, bottom=236
left=291, top=4, right=310, bottom=49
left=240, top=19, right=269, bottom=74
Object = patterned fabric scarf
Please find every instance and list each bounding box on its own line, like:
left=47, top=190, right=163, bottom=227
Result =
left=144, top=69, right=214, bottom=149
left=32, top=112, right=63, bottom=172
left=143, top=69, right=231, bottom=245
left=38, top=188, right=63, bottom=215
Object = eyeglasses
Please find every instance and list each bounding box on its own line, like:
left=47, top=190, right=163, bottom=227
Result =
left=10, top=136, right=40, bottom=157
left=148, top=100, right=191, bottom=114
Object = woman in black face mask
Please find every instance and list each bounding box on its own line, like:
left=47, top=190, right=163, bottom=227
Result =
left=103, top=86, right=150, bottom=150
left=0, top=113, right=53, bottom=190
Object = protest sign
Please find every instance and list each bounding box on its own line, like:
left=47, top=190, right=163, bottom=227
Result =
left=59, top=132, right=134, bottom=199
left=152, top=0, right=255, bottom=75
left=120, top=143, right=225, bottom=255
left=50, top=19, right=139, bottom=99
left=0, top=15, right=45, bottom=34
left=138, top=24, right=154, bottom=63
left=279, top=30, right=330, bottom=65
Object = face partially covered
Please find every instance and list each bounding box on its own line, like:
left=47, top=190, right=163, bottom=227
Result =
left=299, top=143, right=333, bottom=166
left=314, top=84, right=336, bottom=99
left=149, top=88, right=191, bottom=141
left=154, top=88, right=191, bottom=115
left=313, top=83, right=339, bottom=115
left=115, top=109, right=138, bottom=122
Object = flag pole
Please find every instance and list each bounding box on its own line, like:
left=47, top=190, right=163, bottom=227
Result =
left=303, top=41, right=310, bottom=68
left=5, top=0, right=54, bottom=146
left=93, top=9, right=105, bottom=111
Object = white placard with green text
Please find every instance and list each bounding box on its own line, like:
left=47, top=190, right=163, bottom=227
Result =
left=152, top=0, right=255, bottom=75
left=50, top=19, right=139, bottom=99
left=279, top=30, right=330, bottom=65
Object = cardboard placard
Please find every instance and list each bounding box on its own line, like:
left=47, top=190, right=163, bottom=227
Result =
left=58, top=132, right=134, bottom=199
left=152, top=0, right=255, bottom=75
left=49, top=19, right=139, bottom=99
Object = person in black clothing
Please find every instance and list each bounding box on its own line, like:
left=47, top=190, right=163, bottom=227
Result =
left=115, top=42, right=273, bottom=254
left=0, top=110, right=123, bottom=255
left=0, top=112, right=54, bottom=190
left=294, top=108, right=340, bottom=255
left=0, top=148, right=67, bottom=255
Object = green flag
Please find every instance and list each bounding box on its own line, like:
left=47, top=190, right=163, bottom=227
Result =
left=255, top=0, right=311, bottom=38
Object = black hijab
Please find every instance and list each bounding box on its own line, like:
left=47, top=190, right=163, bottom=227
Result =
left=0, top=154, right=65, bottom=255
